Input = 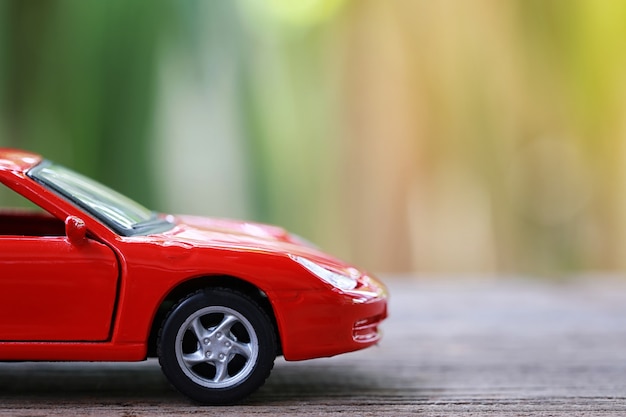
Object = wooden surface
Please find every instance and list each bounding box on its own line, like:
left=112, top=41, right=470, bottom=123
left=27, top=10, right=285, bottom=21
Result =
left=1, top=278, right=626, bottom=416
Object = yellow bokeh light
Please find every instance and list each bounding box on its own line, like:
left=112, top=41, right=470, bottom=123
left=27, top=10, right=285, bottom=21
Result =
left=240, top=0, right=346, bottom=27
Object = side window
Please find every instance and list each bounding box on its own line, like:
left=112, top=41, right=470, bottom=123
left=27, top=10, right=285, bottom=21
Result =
left=0, top=181, right=42, bottom=210
left=0, top=183, right=65, bottom=237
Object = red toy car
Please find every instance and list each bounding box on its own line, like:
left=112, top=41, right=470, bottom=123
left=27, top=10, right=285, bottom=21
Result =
left=0, top=148, right=387, bottom=404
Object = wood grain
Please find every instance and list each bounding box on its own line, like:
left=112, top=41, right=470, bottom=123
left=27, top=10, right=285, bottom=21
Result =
left=1, top=278, right=626, bottom=416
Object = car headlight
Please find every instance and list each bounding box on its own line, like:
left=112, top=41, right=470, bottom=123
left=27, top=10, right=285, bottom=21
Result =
left=289, top=255, right=358, bottom=291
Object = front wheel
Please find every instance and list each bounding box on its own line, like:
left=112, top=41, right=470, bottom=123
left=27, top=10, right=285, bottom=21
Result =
left=157, top=288, right=276, bottom=404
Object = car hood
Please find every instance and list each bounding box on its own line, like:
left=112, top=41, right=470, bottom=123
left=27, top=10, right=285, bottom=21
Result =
left=157, top=215, right=339, bottom=264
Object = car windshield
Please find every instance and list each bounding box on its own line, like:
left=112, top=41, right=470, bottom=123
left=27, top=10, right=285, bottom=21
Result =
left=27, top=161, right=173, bottom=236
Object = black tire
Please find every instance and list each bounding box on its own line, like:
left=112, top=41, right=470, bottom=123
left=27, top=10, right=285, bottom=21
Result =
left=157, top=288, right=276, bottom=404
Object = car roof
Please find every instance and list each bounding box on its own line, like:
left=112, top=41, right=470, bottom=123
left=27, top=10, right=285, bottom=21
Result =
left=0, top=148, right=43, bottom=173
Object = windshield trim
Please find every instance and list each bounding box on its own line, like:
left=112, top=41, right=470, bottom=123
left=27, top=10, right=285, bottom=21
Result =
left=27, top=160, right=173, bottom=237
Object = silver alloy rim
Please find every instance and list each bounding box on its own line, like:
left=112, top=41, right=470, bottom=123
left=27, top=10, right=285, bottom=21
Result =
left=174, top=306, right=259, bottom=389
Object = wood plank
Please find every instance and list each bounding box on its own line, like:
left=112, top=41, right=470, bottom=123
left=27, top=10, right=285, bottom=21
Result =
left=1, top=278, right=626, bottom=415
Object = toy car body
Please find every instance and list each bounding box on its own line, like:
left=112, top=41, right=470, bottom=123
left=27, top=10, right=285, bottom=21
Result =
left=0, top=148, right=387, bottom=404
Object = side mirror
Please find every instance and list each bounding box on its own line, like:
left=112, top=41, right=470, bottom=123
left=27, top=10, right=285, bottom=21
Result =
left=65, top=216, right=87, bottom=246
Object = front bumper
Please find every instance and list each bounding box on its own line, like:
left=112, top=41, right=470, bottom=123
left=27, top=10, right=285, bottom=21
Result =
left=272, top=277, right=388, bottom=361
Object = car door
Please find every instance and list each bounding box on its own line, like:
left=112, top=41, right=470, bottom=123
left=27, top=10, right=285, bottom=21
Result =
left=0, top=216, right=119, bottom=341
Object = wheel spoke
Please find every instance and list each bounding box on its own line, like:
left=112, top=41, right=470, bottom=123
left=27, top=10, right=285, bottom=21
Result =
left=210, top=313, right=239, bottom=337
left=231, top=340, right=253, bottom=359
left=182, top=349, right=206, bottom=367
left=189, top=316, right=209, bottom=341
left=213, top=360, right=229, bottom=382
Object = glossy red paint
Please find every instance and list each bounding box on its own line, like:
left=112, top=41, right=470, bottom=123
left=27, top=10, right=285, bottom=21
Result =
left=0, top=149, right=388, bottom=364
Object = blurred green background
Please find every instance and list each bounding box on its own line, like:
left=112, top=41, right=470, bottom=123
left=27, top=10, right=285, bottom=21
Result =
left=1, top=0, right=626, bottom=277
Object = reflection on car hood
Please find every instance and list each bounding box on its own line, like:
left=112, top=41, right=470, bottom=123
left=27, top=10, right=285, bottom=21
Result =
left=174, top=215, right=291, bottom=242
left=158, top=215, right=340, bottom=263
